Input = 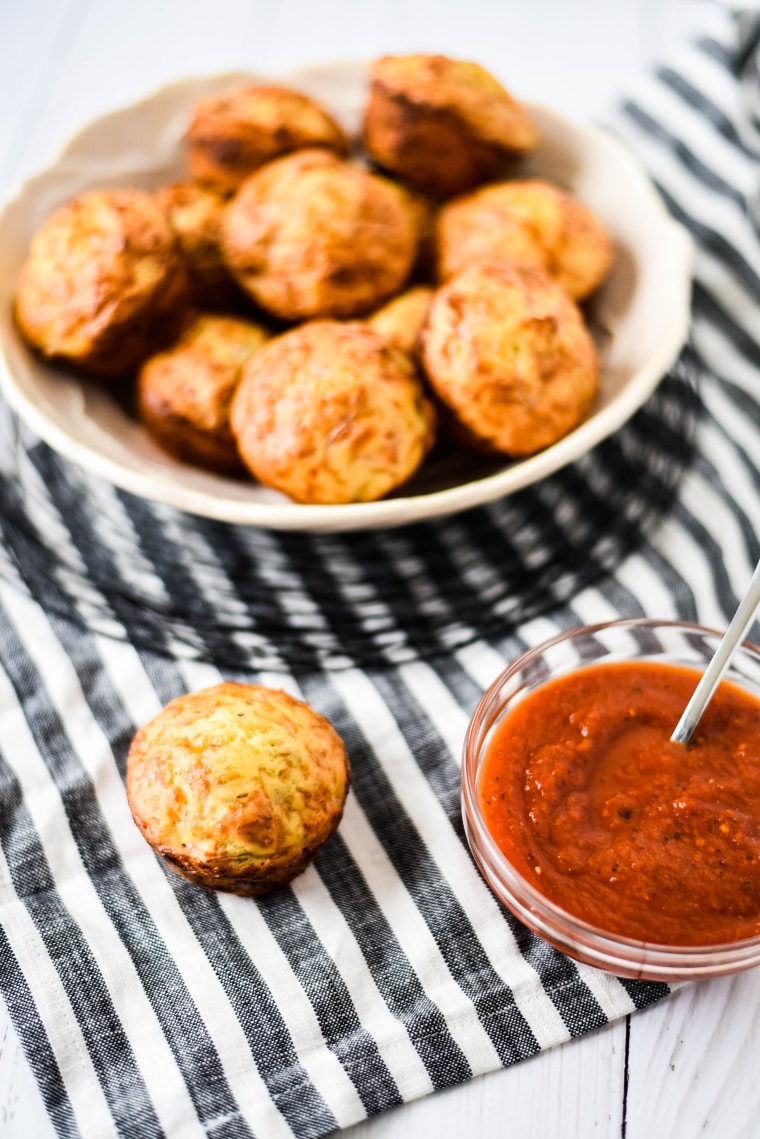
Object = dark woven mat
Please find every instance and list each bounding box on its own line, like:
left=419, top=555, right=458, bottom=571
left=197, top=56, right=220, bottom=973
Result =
left=0, top=349, right=701, bottom=672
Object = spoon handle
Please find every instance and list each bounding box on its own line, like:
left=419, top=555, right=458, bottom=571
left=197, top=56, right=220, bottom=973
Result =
left=671, top=559, right=760, bottom=745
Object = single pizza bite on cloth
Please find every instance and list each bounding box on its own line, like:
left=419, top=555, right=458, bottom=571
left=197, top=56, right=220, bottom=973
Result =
left=422, top=262, right=599, bottom=457
left=126, top=682, right=351, bottom=895
left=136, top=313, right=270, bottom=475
left=436, top=177, right=615, bottom=299
left=185, top=83, right=349, bottom=195
left=14, top=188, right=190, bottom=378
left=154, top=181, right=246, bottom=310
left=221, top=149, right=418, bottom=320
left=363, top=54, right=539, bottom=199
left=230, top=319, right=437, bottom=504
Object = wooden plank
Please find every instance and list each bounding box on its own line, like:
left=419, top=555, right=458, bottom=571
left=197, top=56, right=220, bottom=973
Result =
left=0, top=999, right=55, bottom=1139
left=347, top=1020, right=627, bottom=1138
left=625, top=972, right=760, bottom=1139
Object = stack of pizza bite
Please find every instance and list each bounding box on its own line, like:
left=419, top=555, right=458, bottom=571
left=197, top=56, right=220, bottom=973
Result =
left=14, top=55, right=614, bottom=505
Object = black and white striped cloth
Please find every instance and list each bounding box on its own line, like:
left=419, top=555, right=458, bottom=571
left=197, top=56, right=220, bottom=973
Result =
left=1, top=11, right=759, bottom=1137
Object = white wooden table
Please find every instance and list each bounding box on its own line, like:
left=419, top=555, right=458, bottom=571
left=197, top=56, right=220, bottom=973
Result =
left=2, top=2, right=759, bottom=1136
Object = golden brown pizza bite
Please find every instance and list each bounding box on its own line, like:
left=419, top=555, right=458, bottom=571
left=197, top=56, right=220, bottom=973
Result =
left=154, top=181, right=245, bottom=309
left=363, top=54, right=539, bottom=199
left=437, top=178, right=614, bottom=299
left=230, top=320, right=437, bottom=504
left=14, top=189, right=190, bottom=378
left=422, top=262, right=599, bottom=457
left=136, top=313, right=269, bottom=475
left=366, top=285, right=435, bottom=358
left=221, top=149, right=418, bottom=321
left=186, top=84, right=349, bottom=195
left=126, top=682, right=351, bottom=895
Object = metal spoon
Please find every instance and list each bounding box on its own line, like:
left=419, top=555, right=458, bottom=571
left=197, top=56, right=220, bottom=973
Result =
left=671, top=558, right=760, bottom=745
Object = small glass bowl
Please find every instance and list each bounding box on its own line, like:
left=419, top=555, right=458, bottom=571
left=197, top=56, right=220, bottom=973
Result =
left=461, top=617, right=760, bottom=982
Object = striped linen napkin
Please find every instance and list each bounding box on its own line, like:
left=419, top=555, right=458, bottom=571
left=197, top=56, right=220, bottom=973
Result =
left=0, top=9, right=758, bottom=1136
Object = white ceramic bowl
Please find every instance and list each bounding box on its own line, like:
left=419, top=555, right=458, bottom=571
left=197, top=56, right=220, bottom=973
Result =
left=0, top=62, right=693, bottom=532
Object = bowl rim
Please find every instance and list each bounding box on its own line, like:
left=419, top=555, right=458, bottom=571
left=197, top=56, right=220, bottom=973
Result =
left=0, top=63, right=694, bottom=532
left=461, top=616, right=760, bottom=980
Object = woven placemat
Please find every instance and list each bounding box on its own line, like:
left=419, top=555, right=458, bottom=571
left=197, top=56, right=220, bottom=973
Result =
left=0, top=351, right=700, bottom=672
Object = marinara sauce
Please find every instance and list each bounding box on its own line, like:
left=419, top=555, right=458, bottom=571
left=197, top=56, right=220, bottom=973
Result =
left=478, top=661, right=760, bottom=946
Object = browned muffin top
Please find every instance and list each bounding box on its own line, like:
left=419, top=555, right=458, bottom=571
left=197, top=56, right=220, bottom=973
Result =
left=127, top=681, right=351, bottom=895
left=15, top=188, right=190, bottom=377
left=186, top=84, right=349, bottom=194
left=221, top=149, right=418, bottom=320
left=422, top=261, right=599, bottom=457
left=231, top=319, right=436, bottom=504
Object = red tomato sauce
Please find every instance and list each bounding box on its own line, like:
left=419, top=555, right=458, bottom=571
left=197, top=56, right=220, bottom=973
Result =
left=478, top=661, right=760, bottom=946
